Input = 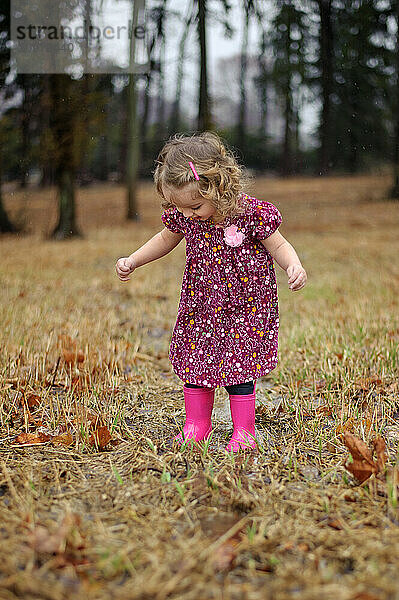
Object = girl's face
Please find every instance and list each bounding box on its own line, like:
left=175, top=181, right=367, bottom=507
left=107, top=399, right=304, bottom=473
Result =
left=163, top=184, right=217, bottom=221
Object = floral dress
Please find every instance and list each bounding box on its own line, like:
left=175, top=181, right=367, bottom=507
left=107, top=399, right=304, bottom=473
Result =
left=161, top=193, right=282, bottom=388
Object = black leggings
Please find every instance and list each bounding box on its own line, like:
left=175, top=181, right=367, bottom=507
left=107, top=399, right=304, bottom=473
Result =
left=185, top=381, right=255, bottom=395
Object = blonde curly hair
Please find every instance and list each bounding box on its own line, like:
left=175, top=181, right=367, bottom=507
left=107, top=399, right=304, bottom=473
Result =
left=153, top=131, right=252, bottom=220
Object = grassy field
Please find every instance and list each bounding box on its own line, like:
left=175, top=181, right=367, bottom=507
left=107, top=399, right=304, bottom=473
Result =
left=0, top=173, right=398, bottom=600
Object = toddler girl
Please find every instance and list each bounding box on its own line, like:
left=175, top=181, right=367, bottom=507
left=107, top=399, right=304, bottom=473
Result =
left=116, top=131, right=307, bottom=452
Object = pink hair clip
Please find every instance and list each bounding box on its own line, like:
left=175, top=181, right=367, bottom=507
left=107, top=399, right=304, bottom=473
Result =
left=188, top=161, right=200, bottom=181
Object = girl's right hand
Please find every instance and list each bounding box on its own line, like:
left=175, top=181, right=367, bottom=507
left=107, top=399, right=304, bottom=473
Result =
left=115, top=256, right=136, bottom=281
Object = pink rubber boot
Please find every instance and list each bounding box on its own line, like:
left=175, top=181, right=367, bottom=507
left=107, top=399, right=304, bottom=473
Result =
left=225, top=382, right=258, bottom=452
left=173, top=385, right=215, bottom=445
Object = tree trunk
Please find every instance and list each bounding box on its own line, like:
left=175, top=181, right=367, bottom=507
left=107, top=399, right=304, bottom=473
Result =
left=52, top=169, right=79, bottom=239
left=0, top=132, right=16, bottom=233
left=50, top=74, right=81, bottom=239
left=126, top=74, right=140, bottom=220
left=318, top=0, right=334, bottom=176
left=281, top=86, right=293, bottom=176
left=280, top=16, right=293, bottom=177
left=19, top=75, right=29, bottom=188
left=257, top=31, right=268, bottom=139
left=119, top=84, right=128, bottom=183
left=140, top=71, right=152, bottom=161
left=198, top=0, right=211, bottom=131
left=348, top=114, right=357, bottom=174
left=237, top=5, right=249, bottom=156
left=126, top=0, right=140, bottom=221
left=390, top=0, right=399, bottom=199
left=98, top=96, right=109, bottom=182
left=294, top=102, right=300, bottom=172
left=170, top=10, right=193, bottom=134
left=156, top=35, right=166, bottom=140
left=154, top=0, right=168, bottom=141
left=40, top=75, right=55, bottom=187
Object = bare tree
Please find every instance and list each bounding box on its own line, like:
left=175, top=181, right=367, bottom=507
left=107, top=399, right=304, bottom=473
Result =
left=0, top=0, right=17, bottom=233
left=317, top=0, right=334, bottom=176
left=126, top=0, right=141, bottom=220
left=170, top=3, right=196, bottom=133
left=237, top=1, right=264, bottom=155
left=49, top=74, right=82, bottom=239
left=0, top=134, right=17, bottom=233
left=390, top=0, right=399, bottom=198
left=197, top=0, right=211, bottom=130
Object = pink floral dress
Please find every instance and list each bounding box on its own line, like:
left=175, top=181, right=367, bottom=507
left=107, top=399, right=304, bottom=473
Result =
left=161, top=193, right=282, bottom=388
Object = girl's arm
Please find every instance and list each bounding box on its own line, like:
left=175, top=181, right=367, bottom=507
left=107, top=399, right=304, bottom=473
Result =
left=130, top=228, right=184, bottom=268
left=260, top=230, right=307, bottom=291
left=116, top=228, right=184, bottom=281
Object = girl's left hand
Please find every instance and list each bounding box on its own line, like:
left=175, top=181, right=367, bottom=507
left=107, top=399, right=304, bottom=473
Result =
left=287, top=264, right=307, bottom=291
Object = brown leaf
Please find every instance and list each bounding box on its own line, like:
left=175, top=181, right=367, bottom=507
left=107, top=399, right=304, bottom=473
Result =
left=26, top=394, right=41, bottom=408
left=373, top=437, right=387, bottom=473
left=327, top=518, right=344, bottom=530
left=212, top=534, right=241, bottom=572
left=343, top=492, right=358, bottom=502
left=345, top=459, right=375, bottom=484
left=315, top=404, right=333, bottom=416
left=343, top=433, right=388, bottom=484
left=343, top=432, right=378, bottom=484
left=282, top=541, right=295, bottom=551
left=12, top=432, right=51, bottom=445
left=52, top=432, right=74, bottom=446
left=62, top=349, right=85, bottom=365
left=343, top=432, right=375, bottom=467
left=297, top=542, right=310, bottom=552
left=124, top=374, right=144, bottom=384
left=355, top=376, right=382, bottom=391
left=59, top=334, right=85, bottom=365
left=351, top=593, right=382, bottom=600
left=89, top=426, right=112, bottom=450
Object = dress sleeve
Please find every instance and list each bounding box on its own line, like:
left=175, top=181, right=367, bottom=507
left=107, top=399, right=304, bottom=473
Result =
left=161, top=207, right=184, bottom=234
left=252, top=200, right=282, bottom=241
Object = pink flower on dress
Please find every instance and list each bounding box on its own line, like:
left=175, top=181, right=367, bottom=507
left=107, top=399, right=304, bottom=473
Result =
left=223, top=224, right=245, bottom=247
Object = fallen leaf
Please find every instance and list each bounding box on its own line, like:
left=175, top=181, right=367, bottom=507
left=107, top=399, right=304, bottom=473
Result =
left=25, top=394, right=41, bottom=408
left=373, top=437, right=386, bottom=473
left=62, top=349, right=85, bottom=365
left=59, top=334, right=85, bottom=365
left=297, top=542, right=310, bottom=552
left=282, top=541, right=295, bottom=551
left=212, top=534, right=241, bottom=572
left=351, top=593, right=382, bottom=600
left=343, top=432, right=386, bottom=484
left=355, top=376, right=382, bottom=391
left=52, top=432, right=74, bottom=446
left=327, top=518, right=344, bottom=530
left=343, top=432, right=375, bottom=466
left=12, top=432, right=51, bottom=445
left=89, top=426, right=112, bottom=450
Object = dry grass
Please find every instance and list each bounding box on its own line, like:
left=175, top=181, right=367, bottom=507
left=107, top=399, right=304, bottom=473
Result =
left=0, top=173, right=399, bottom=600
